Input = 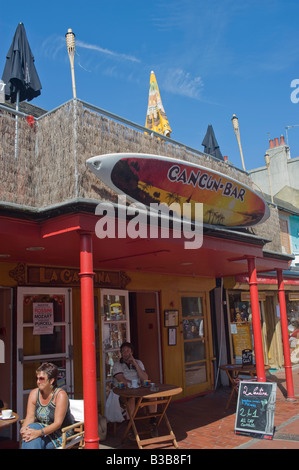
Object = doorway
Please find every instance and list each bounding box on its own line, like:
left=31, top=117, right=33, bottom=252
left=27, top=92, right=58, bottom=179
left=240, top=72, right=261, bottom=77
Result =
left=129, top=292, right=162, bottom=383
left=16, top=287, right=74, bottom=419
left=180, top=294, right=209, bottom=395
left=0, top=288, right=13, bottom=435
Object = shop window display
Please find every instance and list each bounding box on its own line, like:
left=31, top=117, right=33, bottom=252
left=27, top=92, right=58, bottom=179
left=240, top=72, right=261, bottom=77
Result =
left=228, top=292, right=254, bottom=364
left=100, top=290, right=130, bottom=403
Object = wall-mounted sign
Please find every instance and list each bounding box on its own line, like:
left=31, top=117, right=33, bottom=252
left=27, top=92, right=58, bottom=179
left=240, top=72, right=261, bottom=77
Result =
left=0, top=340, right=4, bottom=363
left=87, top=153, right=270, bottom=228
left=241, top=292, right=266, bottom=302
left=168, top=328, right=177, bottom=346
left=164, top=310, right=179, bottom=327
left=9, top=264, right=130, bottom=289
left=289, top=293, right=299, bottom=301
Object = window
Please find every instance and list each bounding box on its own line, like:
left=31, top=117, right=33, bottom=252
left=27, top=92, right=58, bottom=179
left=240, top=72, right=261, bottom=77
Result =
left=181, top=296, right=207, bottom=387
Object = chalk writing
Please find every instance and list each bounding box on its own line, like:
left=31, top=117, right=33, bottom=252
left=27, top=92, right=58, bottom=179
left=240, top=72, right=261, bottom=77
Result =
left=242, top=385, right=269, bottom=397
left=235, top=381, right=277, bottom=439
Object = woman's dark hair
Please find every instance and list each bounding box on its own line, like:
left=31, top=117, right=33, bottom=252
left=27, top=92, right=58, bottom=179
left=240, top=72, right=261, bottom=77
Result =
left=120, top=341, right=134, bottom=353
left=36, top=362, right=58, bottom=388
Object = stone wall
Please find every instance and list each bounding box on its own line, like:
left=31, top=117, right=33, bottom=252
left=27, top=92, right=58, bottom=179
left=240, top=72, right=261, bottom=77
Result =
left=0, top=100, right=282, bottom=252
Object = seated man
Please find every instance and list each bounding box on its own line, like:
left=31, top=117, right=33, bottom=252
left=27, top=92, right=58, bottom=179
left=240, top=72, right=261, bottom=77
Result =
left=112, top=341, right=158, bottom=436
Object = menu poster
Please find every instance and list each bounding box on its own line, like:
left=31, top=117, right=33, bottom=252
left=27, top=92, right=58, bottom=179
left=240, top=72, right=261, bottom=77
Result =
left=232, top=323, right=252, bottom=356
left=33, top=303, right=54, bottom=335
left=164, top=310, right=179, bottom=327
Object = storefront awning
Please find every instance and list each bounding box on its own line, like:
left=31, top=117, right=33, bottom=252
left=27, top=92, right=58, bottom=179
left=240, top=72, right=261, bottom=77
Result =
left=0, top=201, right=292, bottom=278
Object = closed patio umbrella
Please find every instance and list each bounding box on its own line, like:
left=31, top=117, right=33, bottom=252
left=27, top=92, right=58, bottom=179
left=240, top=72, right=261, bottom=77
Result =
left=2, top=22, right=42, bottom=161
left=145, top=71, right=172, bottom=137
left=2, top=22, right=42, bottom=104
left=202, top=124, right=223, bottom=161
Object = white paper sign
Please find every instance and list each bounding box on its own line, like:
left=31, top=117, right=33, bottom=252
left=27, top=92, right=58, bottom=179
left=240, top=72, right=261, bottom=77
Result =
left=0, top=339, right=4, bottom=363
left=33, top=303, right=54, bottom=335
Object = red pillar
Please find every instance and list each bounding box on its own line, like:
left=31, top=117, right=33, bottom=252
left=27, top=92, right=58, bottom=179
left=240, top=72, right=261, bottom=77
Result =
left=79, top=232, right=99, bottom=449
left=247, top=257, right=266, bottom=381
left=277, top=269, right=295, bottom=400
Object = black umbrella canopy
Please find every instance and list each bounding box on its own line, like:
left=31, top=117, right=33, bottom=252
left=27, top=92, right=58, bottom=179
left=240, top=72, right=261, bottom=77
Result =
left=2, top=22, right=42, bottom=103
left=202, top=124, right=223, bottom=161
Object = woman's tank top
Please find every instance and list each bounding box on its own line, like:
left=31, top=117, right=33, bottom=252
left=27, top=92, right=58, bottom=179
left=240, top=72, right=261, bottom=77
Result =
left=35, top=388, right=75, bottom=447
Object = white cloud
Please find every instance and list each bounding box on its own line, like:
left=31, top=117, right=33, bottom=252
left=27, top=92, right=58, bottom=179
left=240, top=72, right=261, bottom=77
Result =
left=40, top=35, right=140, bottom=64
left=163, top=69, right=204, bottom=99
left=76, top=40, right=140, bottom=63
left=40, top=35, right=65, bottom=60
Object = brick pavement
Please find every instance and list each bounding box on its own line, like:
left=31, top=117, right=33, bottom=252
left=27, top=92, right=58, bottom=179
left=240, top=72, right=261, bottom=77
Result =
left=1, top=366, right=298, bottom=450
left=100, top=365, right=299, bottom=450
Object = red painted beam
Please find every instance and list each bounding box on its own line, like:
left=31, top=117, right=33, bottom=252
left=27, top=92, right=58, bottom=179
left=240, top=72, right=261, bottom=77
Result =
left=277, top=269, right=295, bottom=400
left=79, top=232, right=99, bottom=449
left=247, top=257, right=266, bottom=382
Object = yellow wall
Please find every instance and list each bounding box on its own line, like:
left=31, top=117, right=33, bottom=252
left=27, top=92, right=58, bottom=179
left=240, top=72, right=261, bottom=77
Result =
left=126, top=272, right=216, bottom=396
left=0, top=263, right=216, bottom=400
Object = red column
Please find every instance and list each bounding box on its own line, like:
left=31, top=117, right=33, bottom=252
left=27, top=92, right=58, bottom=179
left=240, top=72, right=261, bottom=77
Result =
left=277, top=269, right=295, bottom=400
left=247, top=257, right=266, bottom=381
left=79, top=232, right=99, bottom=449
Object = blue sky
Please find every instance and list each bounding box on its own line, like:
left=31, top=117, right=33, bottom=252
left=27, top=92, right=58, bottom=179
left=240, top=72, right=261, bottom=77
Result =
left=1, top=0, right=299, bottom=171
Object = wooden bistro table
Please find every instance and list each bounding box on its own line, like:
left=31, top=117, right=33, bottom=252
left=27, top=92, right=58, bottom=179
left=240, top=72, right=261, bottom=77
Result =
left=113, top=384, right=182, bottom=449
left=220, top=364, right=270, bottom=409
left=0, top=412, right=19, bottom=430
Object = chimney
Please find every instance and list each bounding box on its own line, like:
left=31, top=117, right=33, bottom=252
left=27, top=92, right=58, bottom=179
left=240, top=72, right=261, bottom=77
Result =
left=223, top=155, right=228, bottom=162
left=269, top=139, right=274, bottom=149
left=280, top=134, right=286, bottom=146
left=274, top=137, right=279, bottom=147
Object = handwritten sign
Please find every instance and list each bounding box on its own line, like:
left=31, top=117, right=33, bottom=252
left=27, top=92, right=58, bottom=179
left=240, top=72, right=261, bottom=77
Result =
left=235, top=381, right=277, bottom=439
left=242, top=349, right=253, bottom=366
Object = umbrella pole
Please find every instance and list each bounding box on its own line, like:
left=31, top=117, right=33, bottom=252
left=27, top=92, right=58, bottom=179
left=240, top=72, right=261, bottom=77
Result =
left=15, top=90, right=19, bottom=161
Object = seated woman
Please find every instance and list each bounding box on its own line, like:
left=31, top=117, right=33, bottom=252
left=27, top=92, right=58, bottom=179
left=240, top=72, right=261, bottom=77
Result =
left=20, top=362, right=75, bottom=449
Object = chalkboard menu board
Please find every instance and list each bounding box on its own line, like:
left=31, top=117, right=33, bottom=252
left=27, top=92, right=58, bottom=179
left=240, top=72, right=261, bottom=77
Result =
left=242, top=349, right=253, bottom=366
left=235, top=381, right=277, bottom=439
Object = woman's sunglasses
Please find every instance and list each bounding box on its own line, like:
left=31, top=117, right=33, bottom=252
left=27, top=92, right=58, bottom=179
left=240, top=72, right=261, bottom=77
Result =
left=36, top=376, right=47, bottom=382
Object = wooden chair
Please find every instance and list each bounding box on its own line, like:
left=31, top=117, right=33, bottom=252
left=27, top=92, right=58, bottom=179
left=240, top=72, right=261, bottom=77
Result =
left=60, top=399, right=84, bottom=449
left=19, top=399, right=85, bottom=449
left=119, top=386, right=182, bottom=449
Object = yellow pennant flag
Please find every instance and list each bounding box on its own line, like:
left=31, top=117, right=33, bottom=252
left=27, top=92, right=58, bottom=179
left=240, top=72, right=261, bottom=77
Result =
left=145, top=71, right=172, bottom=137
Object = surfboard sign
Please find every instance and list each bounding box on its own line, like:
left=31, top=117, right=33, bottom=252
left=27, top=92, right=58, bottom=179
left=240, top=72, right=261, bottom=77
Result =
left=87, top=153, right=270, bottom=228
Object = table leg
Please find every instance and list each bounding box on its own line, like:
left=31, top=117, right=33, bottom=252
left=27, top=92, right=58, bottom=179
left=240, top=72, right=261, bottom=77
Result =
left=225, top=370, right=239, bottom=409
left=163, top=412, right=179, bottom=449
left=122, top=397, right=143, bottom=448
left=119, top=393, right=180, bottom=449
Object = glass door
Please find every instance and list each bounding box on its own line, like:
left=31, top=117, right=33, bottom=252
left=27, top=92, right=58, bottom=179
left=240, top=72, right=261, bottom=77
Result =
left=0, top=288, right=13, bottom=438
left=17, top=287, right=73, bottom=419
left=181, top=295, right=209, bottom=393
left=100, top=289, right=129, bottom=408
